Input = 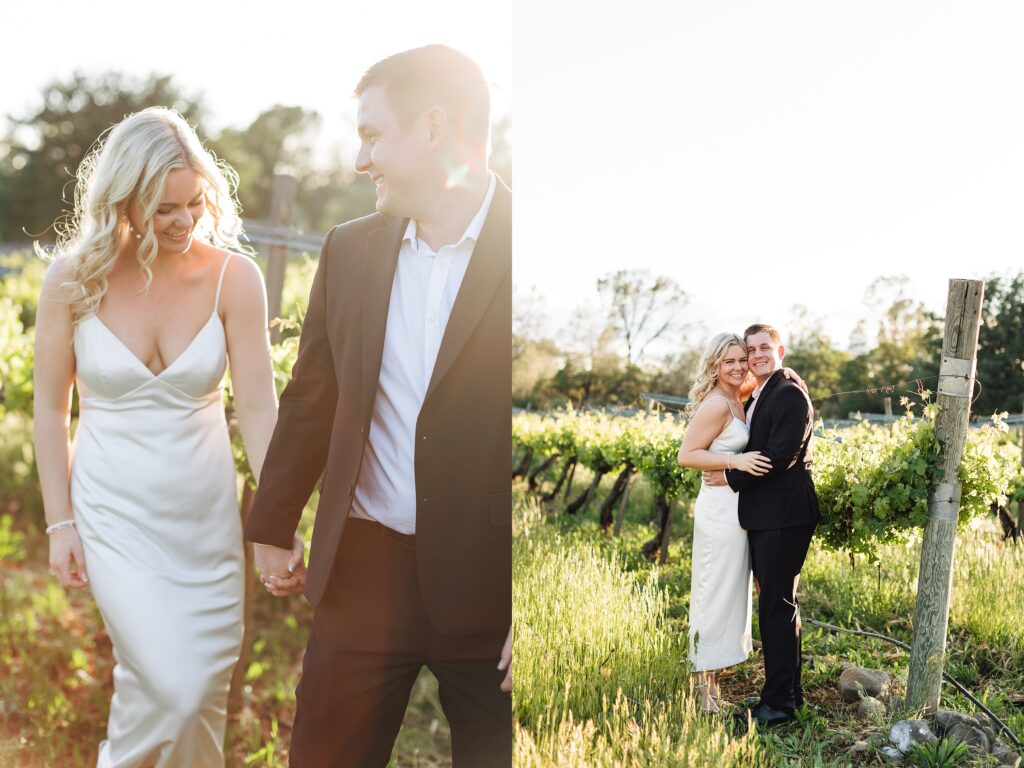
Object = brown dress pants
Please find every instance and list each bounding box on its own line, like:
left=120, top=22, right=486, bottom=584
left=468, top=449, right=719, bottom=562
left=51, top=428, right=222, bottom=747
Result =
left=288, top=518, right=511, bottom=767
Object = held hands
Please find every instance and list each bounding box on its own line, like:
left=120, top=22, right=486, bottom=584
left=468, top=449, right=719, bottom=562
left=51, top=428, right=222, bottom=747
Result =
left=49, top=526, right=89, bottom=590
left=498, top=625, right=512, bottom=693
left=254, top=533, right=307, bottom=597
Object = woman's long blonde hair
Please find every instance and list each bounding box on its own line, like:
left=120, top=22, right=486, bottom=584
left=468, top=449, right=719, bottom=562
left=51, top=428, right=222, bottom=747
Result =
left=40, top=107, right=250, bottom=324
left=685, top=332, right=746, bottom=416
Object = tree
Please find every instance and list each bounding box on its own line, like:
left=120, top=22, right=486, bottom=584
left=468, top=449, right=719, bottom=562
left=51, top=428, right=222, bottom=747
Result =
left=209, top=105, right=323, bottom=226
left=0, top=72, right=205, bottom=242
left=596, top=270, right=688, bottom=366
left=783, top=333, right=852, bottom=419
left=976, top=272, right=1024, bottom=416
left=835, top=277, right=942, bottom=416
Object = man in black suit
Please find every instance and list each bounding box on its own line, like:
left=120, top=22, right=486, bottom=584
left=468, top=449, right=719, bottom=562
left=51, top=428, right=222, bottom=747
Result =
left=244, top=46, right=512, bottom=766
left=704, top=323, right=820, bottom=727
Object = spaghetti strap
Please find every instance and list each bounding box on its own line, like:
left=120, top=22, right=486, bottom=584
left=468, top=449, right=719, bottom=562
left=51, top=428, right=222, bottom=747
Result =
left=213, top=252, right=233, bottom=314
left=701, top=394, right=740, bottom=421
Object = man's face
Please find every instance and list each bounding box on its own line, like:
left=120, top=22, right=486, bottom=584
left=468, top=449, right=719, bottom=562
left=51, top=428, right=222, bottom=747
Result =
left=745, top=331, right=785, bottom=380
left=354, top=86, right=434, bottom=218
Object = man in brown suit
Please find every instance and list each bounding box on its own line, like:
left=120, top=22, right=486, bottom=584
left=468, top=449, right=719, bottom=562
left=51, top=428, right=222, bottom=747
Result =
left=244, top=45, right=512, bottom=766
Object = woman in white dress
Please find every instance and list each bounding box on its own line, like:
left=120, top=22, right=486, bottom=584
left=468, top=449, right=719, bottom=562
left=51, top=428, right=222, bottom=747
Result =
left=33, top=107, right=305, bottom=767
left=676, top=333, right=770, bottom=713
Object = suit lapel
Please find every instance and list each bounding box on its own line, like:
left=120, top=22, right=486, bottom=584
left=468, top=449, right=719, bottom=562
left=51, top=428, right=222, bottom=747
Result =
left=749, top=369, right=784, bottom=432
left=424, top=182, right=512, bottom=401
left=361, top=217, right=405, bottom=425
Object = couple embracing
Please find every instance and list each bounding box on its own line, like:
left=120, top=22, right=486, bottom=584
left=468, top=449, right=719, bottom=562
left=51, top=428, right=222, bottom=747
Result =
left=35, top=45, right=510, bottom=767
left=677, top=325, right=821, bottom=728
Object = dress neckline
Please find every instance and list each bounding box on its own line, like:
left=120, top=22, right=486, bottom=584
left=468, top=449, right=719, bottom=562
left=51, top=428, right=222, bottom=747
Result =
left=85, top=310, right=220, bottom=380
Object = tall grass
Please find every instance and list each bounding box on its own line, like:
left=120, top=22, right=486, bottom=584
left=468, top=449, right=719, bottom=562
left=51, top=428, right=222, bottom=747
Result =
left=515, top=466, right=1024, bottom=766
left=514, top=497, right=771, bottom=767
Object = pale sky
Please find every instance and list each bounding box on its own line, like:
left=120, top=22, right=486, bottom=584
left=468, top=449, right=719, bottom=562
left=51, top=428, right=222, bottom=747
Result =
left=4, top=2, right=1023, bottom=355
left=513, top=2, right=1024, bottom=352
left=1, top=1, right=513, bottom=158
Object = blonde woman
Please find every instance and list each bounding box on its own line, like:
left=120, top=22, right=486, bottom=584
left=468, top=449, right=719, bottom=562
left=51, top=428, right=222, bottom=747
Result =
left=676, top=333, right=770, bottom=713
left=33, top=107, right=303, bottom=767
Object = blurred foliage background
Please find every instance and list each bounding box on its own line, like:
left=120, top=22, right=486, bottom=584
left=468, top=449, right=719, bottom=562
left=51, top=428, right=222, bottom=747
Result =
left=0, top=70, right=513, bottom=242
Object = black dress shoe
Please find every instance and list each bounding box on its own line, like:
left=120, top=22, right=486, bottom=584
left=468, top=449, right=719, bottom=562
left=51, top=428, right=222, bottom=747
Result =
left=747, top=702, right=795, bottom=728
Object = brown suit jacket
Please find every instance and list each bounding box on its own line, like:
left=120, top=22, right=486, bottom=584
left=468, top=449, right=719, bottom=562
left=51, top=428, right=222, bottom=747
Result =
left=245, top=180, right=512, bottom=636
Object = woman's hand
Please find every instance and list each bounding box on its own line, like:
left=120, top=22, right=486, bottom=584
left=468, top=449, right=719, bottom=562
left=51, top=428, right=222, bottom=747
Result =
left=731, top=451, right=772, bottom=476
left=782, top=367, right=809, bottom=395
left=49, top=526, right=90, bottom=590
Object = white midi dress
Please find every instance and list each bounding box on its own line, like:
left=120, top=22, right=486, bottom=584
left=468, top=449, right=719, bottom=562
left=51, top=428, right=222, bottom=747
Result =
left=70, top=254, right=244, bottom=767
left=688, top=403, right=754, bottom=671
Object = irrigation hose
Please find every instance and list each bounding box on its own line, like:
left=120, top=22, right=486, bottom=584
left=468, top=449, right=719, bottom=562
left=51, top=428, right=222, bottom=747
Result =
left=803, top=617, right=1023, bottom=751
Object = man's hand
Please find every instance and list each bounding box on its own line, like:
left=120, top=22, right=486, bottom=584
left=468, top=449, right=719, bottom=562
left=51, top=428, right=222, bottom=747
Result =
left=498, top=625, right=512, bottom=693
left=254, top=534, right=307, bottom=597
left=702, top=469, right=727, bottom=487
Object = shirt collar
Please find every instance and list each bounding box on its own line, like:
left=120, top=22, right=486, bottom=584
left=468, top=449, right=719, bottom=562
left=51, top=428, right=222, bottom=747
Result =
left=403, top=173, right=497, bottom=255
left=752, top=368, right=784, bottom=399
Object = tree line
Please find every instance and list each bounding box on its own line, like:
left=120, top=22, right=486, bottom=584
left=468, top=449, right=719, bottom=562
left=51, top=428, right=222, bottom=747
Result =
left=0, top=71, right=512, bottom=244
left=514, top=272, right=1024, bottom=419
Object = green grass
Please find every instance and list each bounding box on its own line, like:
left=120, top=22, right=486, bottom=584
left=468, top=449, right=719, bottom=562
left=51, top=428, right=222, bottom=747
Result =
left=514, top=464, right=1024, bottom=767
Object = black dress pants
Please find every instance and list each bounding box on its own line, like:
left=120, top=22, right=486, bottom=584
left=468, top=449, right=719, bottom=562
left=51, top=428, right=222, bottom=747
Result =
left=289, top=519, right=511, bottom=767
left=747, top=523, right=816, bottom=713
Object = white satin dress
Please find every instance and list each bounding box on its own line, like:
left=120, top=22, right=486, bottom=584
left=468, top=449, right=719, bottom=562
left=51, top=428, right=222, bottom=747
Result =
left=688, top=397, right=754, bottom=671
left=70, top=254, right=244, bottom=767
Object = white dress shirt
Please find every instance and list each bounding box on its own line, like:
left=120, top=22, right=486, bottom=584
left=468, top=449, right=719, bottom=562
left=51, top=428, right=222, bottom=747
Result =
left=746, top=382, right=765, bottom=426
left=350, top=175, right=497, bottom=534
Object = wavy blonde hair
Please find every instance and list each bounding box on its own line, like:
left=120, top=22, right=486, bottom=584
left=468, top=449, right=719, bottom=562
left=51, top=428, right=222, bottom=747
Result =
left=40, top=107, right=250, bottom=324
left=685, top=332, right=746, bottom=416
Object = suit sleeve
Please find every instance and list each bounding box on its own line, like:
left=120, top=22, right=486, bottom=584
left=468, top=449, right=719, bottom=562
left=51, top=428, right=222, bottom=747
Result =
left=244, top=227, right=339, bottom=548
left=725, top=385, right=811, bottom=493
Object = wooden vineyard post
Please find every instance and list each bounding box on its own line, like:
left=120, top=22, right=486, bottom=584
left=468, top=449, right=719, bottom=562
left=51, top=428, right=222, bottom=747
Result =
left=906, top=279, right=984, bottom=713
left=264, top=174, right=298, bottom=344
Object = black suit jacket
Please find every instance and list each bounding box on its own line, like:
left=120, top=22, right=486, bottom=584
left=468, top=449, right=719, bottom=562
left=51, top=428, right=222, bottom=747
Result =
left=724, top=369, right=821, bottom=531
left=245, top=180, right=512, bottom=636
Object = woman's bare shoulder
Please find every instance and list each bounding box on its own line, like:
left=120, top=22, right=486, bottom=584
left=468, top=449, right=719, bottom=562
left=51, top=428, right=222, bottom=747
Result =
left=40, top=256, right=78, bottom=302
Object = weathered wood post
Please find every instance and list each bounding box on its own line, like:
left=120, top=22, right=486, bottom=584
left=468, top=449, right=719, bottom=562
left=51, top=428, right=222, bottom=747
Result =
left=906, top=279, right=984, bottom=713
left=884, top=397, right=893, bottom=416
left=264, top=174, right=298, bottom=344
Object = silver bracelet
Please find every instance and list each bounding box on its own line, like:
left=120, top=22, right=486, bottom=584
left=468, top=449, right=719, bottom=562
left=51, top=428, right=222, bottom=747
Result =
left=45, top=519, right=76, bottom=535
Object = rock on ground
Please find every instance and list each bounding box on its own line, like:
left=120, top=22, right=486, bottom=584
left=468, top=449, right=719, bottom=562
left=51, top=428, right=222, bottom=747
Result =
left=889, top=719, right=937, bottom=754
left=856, top=697, right=885, bottom=720
left=945, top=722, right=990, bottom=754
left=838, top=667, right=893, bottom=703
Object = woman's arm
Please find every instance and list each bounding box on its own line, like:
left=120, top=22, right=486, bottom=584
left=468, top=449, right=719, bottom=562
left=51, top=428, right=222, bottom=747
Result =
left=221, top=255, right=279, bottom=485
left=33, top=258, right=89, bottom=589
left=678, top=399, right=772, bottom=476
left=221, top=255, right=306, bottom=594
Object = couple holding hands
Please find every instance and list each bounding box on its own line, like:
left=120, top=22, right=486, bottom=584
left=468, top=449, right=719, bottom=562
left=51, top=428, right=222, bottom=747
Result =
left=34, top=45, right=511, bottom=766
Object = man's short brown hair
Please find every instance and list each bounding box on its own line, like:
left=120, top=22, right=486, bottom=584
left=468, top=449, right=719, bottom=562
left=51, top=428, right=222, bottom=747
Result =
left=743, top=323, right=782, bottom=345
left=354, top=45, right=490, bottom=146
